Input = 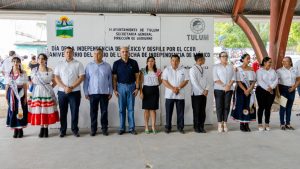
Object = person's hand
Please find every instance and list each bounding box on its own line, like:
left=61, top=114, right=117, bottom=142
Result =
left=224, top=84, right=230, bottom=92
left=24, top=98, right=27, bottom=105
left=133, top=89, right=139, bottom=97
left=5, top=96, right=8, bottom=105
left=203, top=90, right=208, bottom=96
left=114, top=90, right=119, bottom=97
left=172, top=87, right=177, bottom=94
left=85, top=95, right=89, bottom=100
left=244, top=89, right=250, bottom=96
left=288, top=86, right=296, bottom=93
left=175, top=87, right=180, bottom=95
left=108, top=94, right=112, bottom=100
left=64, top=86, right=72, bottom=94
left=139, top=92, right=144, bottom=99
left=267, top=87, right=273, bottom=94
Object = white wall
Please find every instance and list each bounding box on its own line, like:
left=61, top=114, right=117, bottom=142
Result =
left=47, top=14, right=214, bottom=128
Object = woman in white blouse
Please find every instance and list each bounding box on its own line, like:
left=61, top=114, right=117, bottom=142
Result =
left=213, top=52, right=235, bottom=132
left=5, top=57, right=28, bottom=138
left=277, top=57, right=299, bottom=130
left=256, top=57, right=278, bottom=131
left=139, top=56, right=162, bottom=134
left=231, top=54, right=256, bottom=132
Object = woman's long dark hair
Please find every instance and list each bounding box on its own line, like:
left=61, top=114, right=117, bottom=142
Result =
left=260, top=56, right=271, bottom=67
left=10, top=57, right=23, bottom=76
left=240, top=53, right=250, bottom=63
left=145, top=56, right=157, bottom=73
left=37, top=53, right=49, bottom=75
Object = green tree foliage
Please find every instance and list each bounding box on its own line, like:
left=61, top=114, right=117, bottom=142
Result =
left=215, top=22, right=252, bottom=48
left=288, top=22, right=300, bottom=52
left=215, top=21, right=300, bottom=52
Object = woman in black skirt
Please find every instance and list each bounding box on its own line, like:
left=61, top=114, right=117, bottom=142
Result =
left=139, top=56, right=162, bottom=134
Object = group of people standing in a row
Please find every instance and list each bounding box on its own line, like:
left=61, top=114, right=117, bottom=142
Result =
left=215, top=52, right=299, bottom=133
left=2, top=47, right=299, bottom=138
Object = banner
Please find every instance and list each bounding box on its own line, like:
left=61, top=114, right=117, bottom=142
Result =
left=47, top=14, right=214, bottom=128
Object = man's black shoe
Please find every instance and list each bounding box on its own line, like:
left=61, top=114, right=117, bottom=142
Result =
left=90, top=132, right=96, bottom=136
left=102, top=130, right=109, bottom=136
left=60, top=133, right=65, bottom=138
left=199, top=128, right=207, bottom=133
left=165, top=129, right=171, bottom=134
left=118, top=130, right=125, bottom=135
left=178, top=129, right=185, bottom=134
left=130, top=130, right=137, bottom=135
left=73, top=132, right=80, bottom=137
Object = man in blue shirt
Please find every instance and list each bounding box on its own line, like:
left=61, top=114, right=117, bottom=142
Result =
left=83, top=48, right=113, bottom=136
left=112, top=46, right=139, bottom=135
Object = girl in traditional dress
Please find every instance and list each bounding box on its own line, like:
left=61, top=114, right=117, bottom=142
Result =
left=231, top=54, right=256, bottom=132
left=28, top=53, right=59, bottom=137
left=5, top=57, right=28, bottom=138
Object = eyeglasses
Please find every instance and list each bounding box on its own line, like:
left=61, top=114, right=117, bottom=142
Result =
left=221, top=55, right=228, bottom=58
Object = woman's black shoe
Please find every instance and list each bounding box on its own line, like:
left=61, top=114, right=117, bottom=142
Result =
left=245, top=123, right=251, bottom=132
left=44, top=128, right=49, bottom=138
left=13, top=129, right=19, bottom=138
left=39, top=128, right=44, bottom=138
left=18, top=129, right=23, bottom=138
left=240, top=123, right=246, bottom=132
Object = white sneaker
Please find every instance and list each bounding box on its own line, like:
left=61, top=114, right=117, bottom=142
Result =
left=265, top=126, right=271, bottom=131
left=258, top=127, right=264, bottom=132
left=223, top=123, right=228, bottom=132
left=218, top=123, right=223, bottom=133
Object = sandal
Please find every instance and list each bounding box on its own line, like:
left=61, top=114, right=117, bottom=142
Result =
left=144, top=129, right=151, bottom=134
left=152, top=130, right=159, bottom=134
left=285, top=125, right=295, bottom=130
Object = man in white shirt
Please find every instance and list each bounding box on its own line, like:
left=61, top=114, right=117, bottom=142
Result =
left=1, top=51, right=16, bottom=83
left=54, top=47, right=85, bottom=137
left=162, top=54, right=189, bottom=134
left=189, top=53, right=208, bottom=133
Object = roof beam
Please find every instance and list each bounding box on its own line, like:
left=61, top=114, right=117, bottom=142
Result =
left=232, top=0, right=267, bottom=63
left=232, top=0, right=246, bottom=20
left=234, top=14, right=268, bottom=62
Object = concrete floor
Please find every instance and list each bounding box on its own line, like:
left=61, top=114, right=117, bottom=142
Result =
left=0, top=113, right=300, bottom=169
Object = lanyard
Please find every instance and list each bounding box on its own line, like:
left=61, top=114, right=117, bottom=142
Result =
left=195, top=64, right=203, bottom=77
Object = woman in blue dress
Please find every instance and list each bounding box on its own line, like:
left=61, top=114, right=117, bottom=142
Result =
left=231, top=54, right=256, bottom=132
left=5, top=57, right=28, bottom=138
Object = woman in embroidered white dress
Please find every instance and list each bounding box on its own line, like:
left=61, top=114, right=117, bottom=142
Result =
left=28, top=53, right=59, bottom=138
left=231, top=54, right=256, bottom=132
left=5, top=57, right=28, bottom=138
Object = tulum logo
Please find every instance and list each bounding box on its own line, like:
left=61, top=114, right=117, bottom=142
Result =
left=56, top=16, right=74, bottom=38
left=190, top=18, right=205, bottom=34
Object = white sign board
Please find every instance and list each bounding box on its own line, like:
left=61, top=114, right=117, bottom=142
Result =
left=47, top=14, right=214, bottom=129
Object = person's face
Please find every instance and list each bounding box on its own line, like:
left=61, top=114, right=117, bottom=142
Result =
left=220, top=53, right=228, bottom=64
left=64, top=48, right=73, bottom=61
left=171, top=57, right=180, bottom=69
left=243, top=55, right=251, bottom=65
left=264, top=59, right=272, bottom=69
left=38, top=55, right=47, bottom=65
left=120, top=47, right=129, bottom=59
left=282, top=58, right=292, bottom=68
left=197, top=57, right=205, bottom=65
left=12, top=59, right=20, bottom=68
left=93, top=50, right=103, bottom=62
left=147, top=58, right=155, bottom=69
